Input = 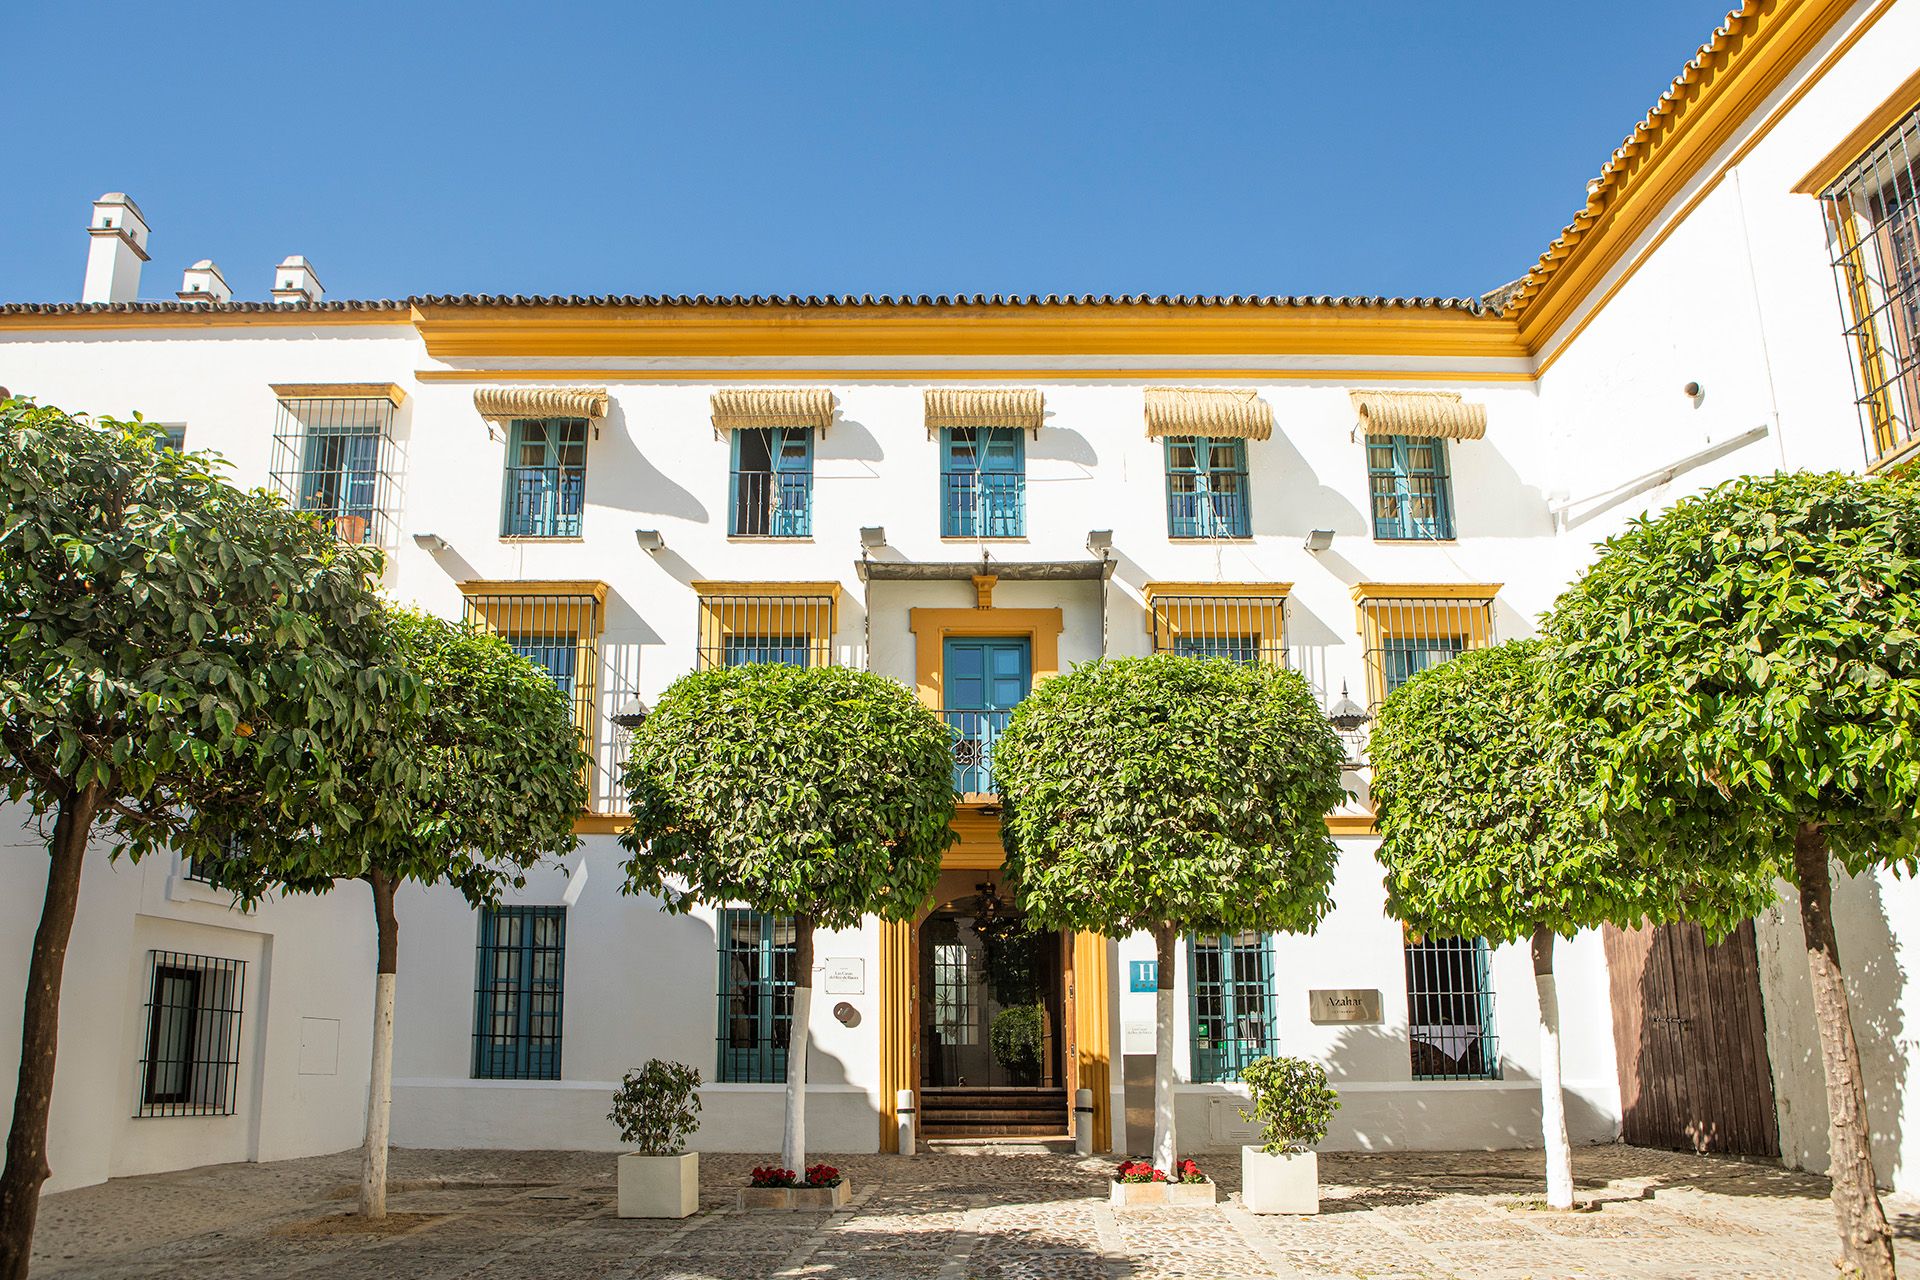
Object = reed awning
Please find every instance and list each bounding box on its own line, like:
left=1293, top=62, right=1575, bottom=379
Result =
left=710, top=388, right=836, bottom=433
left=472, top=386, right=609, bottom=423
left=1349, top=390, right=1487, bottom=441
left=924, top=388, right=1045, bottom=436
left=1143, top=387, right=1273, bottom=441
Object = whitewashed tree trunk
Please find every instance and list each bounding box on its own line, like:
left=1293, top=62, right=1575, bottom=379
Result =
left=360, top=871, right=400, bottom=1219
left=1531, top=926, right=1573, bottom=1210
left=1151, top=923, right=1178, bottom=1173
left=780, top=914, right=815, bottom=1175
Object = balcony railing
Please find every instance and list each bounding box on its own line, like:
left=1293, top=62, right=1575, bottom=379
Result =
left=730, top=469, right=813, bottom=537
left=941, top=472, right=1025, bottom=538
left=503, top=465, right=585, bottom=537
left=1167, top=488, right=1250, bottom=539
left=945, top=708, right=1010, bottom=795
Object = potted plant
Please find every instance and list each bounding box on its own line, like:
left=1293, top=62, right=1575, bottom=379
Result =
left=1238, top=1056, right=1339, bottom=1214
left=610, top=1060, right=703, bottom=1218
left=739, top=1162, right=850, bottom=1211
left=1111, top=1156, right=1213, bottom=1206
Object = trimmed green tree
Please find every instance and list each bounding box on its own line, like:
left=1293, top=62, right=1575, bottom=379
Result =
left=1543, top=470, right=1920, bottom=1279
left=197, top=608, right=587, bottom=1218
left=619, top=664, right=956, bottom=1174
left=993, top=656, right=1346, bottom=1172
left=1368, top=639, right=1774, bottom=1208
left=0, top=401, right=401, bottom=1277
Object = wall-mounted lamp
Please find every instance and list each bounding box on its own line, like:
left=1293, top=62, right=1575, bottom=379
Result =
left=412, top=532, right=449, bottom=553
left=1304, top=529, right=1335, bottom=552
left=859, top=526, right=887, bottom=550
left=610, top=698, right=650, bottom=730
left=634, top=529, right=667, bottom=553
left=1085, top=529, right=1114, bottom=556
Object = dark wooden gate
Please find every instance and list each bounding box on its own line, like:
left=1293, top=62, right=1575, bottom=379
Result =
left=1603, top=920, right=1780, bottom=1156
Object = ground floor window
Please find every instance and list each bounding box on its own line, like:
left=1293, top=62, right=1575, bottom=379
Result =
left=1405, top=934, right=1500, bottom=1080
left=1188, top=932, right=1276, bottom=1082
left=718, top=909, right=795, bottom=1083
left=137, top=951, right=246, bottom=1116
left=473, top=906, right=566, bottom=1080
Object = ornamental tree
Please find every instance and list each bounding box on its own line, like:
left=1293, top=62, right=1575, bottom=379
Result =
left=198, top=609, right=586, bottom=1218
left=993, top=656, right=1346, bottom=1173
left=619, top=664, right=955, bottom=1174
left=0, top=400, right=401, bottom=1277
left=1543, top=470, right=1920, bottom=1279
left=1368, top=639, right=1773, bottom=1209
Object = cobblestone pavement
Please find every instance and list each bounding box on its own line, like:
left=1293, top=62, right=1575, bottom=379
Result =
left=27, top=1144, right=1920, bottom=1278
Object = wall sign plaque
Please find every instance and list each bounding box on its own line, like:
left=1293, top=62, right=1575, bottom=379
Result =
left=1309, top=988, right=1383, bottom=1024
left=824, top=959, right=864, bottom=995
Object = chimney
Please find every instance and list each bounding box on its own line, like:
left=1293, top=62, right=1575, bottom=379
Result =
left=176, top=260, right=231, bottom=305
left=82, top=193, right=151, bottom=304
left=270, top=255, right=324, bottom=305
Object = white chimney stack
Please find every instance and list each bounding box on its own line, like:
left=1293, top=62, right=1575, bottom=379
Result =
left=176, top=259, right=231, bottom=305
left=82, top=193, right=151, bottom=304
left=270, top=255, right=324, bottom=305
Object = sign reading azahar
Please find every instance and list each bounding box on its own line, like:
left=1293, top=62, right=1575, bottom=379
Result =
left=1309, top=988, right=1383, bottom=1024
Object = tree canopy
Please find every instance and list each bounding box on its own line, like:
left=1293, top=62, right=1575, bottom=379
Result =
left=993, top=656, right=1346, bottom=938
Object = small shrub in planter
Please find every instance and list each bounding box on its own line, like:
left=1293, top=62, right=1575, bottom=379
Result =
left=611, top=1060, right=703, bottom=1219
left=1238, top=1056, right=1339, bottom=1215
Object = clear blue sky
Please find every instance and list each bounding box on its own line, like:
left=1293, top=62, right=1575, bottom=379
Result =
left=1, top=2, right=1732, bottom=304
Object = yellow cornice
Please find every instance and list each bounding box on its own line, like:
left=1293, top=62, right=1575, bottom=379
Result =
left=574, top=813, right=629, bottom=835
left=1351, top=582, right=1502, bottom=603
left=271, top=381, right=406, bottom=406
left=690, top=580, right=843, bottom=601
left=1141, top=581, right=1293, bottom=604
left=0, top=309, right=407, bottom=331
left=458, top=578, right=610, bottom=604
left=413, top=366, right=1537, bottom=384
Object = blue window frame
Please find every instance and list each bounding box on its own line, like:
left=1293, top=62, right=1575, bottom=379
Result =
left=1366, top=435, right=1455, bottom=540
left=1173, top=636, right=1260, bottom=664
left=718, top=909, right=795, bottom=1083
left=941, top=427, right=1026, bottom=537
left=943, top=636, right=1030, bottom=794
left=1164, top=436, right=1250, bottom=538
left=507, top=635, right=578, bottom=699
left=1381, top=635, right=1466, bottom=696
left=501, top=418, right=587, bottom=538
left=730, top=427, right=813, bottom=537
left=298, top=422, right=379, bottom=541
left=473, top=906, right=566, bottom=1081
left=1405, top=934, right=1500, bottom=1081
left=722, top=636, right=810, bottom=667
left=1189, top=932, right=1276, bottom=1082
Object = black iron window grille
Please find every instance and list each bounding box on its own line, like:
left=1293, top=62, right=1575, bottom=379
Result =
left=1822, top=101, right=1920, bottom=467
left=696, top=592, right=836, bottom=670
left=717, top=909, right=795, bottom=1083
left=268, top=395, right=398, bottom=547
left=472, top=905, right=566, bottom=1080
left=1358, top=595, right=1496, bottom=713
left=461, top=589, right=608, bottom=807
left=1404, top=934, right=1500, bottom=1081
left=1147, top=593, right=1289, bottom=666
left=136, top=951, right=246, bottom=1116
left=1189, top=932, right=1277, bottom=1083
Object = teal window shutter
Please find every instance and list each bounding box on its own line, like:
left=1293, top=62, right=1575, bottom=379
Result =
left=473, top=906, right=566, bottom=1080
left=1164, top=436, right=1250, bottom=538
left=1188, top=932, right=1276, bottom=1082
left=941, top=427, right=1026, bottom=537
left=731, top=427, right=813, bottom=536
left=717, top=909, right=796, bottom=1082
left=1366, top=434, right=1454, bottom=540
left=500, top=418, right=587, bottom=537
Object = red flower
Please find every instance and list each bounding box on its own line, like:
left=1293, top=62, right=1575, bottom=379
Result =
left=804, top=1163, right=842, bottom=1187
left=749, top=1165, right=798, bottom=1188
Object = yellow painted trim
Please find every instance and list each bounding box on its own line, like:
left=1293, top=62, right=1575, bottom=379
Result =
left=877, top=917, right=916, bottom=1153
left=1070, top=932, right=1113, bottom=1153
left=1326, top=814, right=1378, bottom=836
left=1794, top=62, right=1920, bottom=194
left=908, top=606, right=1064, bottom=710
left=573, top=814, right=630, bottom=835
left=413, top=366, right=1539, bottom=384
left=1353, top=586, right=1499, bottom=707
left=691, top=580, right=843, bottom=600
left=1350, top=582, right=1502, bottom=602
left=1141, top=581, right=1293, bottom=603
left=0, top=310, right=409, bottom=331
left=971, top=575, right=998, bottom=609
left=459, top=578, right=610, bottom=603
left=270, top=382, right=407, bottom=406
left=691, top=582, right=841, bottom=668
left=1141, top=582, right=1292, bottom=659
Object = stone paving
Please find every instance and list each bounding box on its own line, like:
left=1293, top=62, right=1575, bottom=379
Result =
left=26, top=1144, right=1920, bottom=1278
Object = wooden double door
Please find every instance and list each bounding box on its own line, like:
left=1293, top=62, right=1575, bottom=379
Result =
left=1603, top=920, right=1779, bottom=1156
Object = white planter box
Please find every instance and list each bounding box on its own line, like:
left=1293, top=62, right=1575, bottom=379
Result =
left=618, top=1151, right=699, bottom=1219
left=1241, top=1146, right=1318, bottom=1214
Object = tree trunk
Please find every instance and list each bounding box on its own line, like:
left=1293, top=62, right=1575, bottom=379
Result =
left=0, top=784, right=101, bottom=1280
left=359, top=871, right=400, bottom=1219
left=1150, top=923, right=1178, bottom=1174
left=780, top=913, right=814, bottom=1176
left=1792, top=824, right=1896, bottom=1280
left=1531, top=925, right=1574, bottom=1210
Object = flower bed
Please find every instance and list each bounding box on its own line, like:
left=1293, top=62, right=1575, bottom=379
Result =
left=1110, top=1158, right=1215, bottom=1206
left=738, top=1163, right=851, bottom=1210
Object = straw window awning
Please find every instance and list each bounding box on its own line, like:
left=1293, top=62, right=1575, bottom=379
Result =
left=1349, top=390, right=1487, bottom=441
left=710, top=388, right=835, bottom=434
left=473, top=386, right=610, bottom=423
left=924, top=388, right=1045, bottom=436
left=1143, top=387, right=1273, bottom=440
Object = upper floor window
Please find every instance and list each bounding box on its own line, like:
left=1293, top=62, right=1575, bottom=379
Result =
left=473, top=905, right=566, bottom=1080
left=1820, top=101, right=1920, bottom=467
left=717, top=908, right=794, bottom=1083
left=941, top=427, right=1026, bottom=537
left=1164, top=437, right=1250, bottom=539
left=269, top=385, right=401, bottom=546
left=1405, top=933, right=1499, bottom=1081
left=1189, top=932, right=1275, bottom=1083
left=695, top=584, right=838, bottom=670
left=1354, top=586, right=1497, bottom=711
left=1367, top=435, right=1455, bottom=540
left=501, top=418, right=587, bottom=538
left=1144, top=585, right=1290, bottom=667
left=730, top=427, right=813, bottom=538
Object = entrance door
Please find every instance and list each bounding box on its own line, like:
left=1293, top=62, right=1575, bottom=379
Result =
left=1603, top=920, right=1780, bottom=1156
left=943, top=637, right=1030, bottom=794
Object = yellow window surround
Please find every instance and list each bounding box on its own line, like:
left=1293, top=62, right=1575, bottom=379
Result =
left=1141, top=582, right=1292, bottom=663
left=1351, top=582, right=1501, bottom=708
left=269, top=382, right=406, bottom=406
left=692, top=581, right=841, bottom=670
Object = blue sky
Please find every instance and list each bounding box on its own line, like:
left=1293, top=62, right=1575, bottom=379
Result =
left=1, top=2, right=1733, bottom=304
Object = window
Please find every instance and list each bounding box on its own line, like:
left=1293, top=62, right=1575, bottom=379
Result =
left=269, top=391, right=398, bottom=546
left=1189, top=932, right=1275, bottom=1083
left=1367, top=435, right=1455, bottom=540
left=137, top=951, right=245, bottom=1116
left=473, top=906, right=566, bottom=1080
left=695, top=585, right=838, bottom=670
left=506, top=635, right=579, bottom=698
left=461, top=584, right=604, bottom=733
left=1174, top=636, right=1259, bottom=662
left=182, top=833, right=248, bottom=889
left=1354, top=588, right=1497, bottom=711
left=722, top=636, right=810, bottom=667
left=1405, top=935, right=1499, bottom=1081
left=1144, top=585, right=1289, bottom=667
left=1164, top=436, right=1250, bottom=538
left=1380, top=635, right=1466, bottom=696
left=930, top=942, right=977, bottom=1047
left=501, top=418, right=587, bottom=537
left=717, top=909, right=795, bottom=1083
left=730, top=427, right=813, bottom=537
left=941, top=427, right=1026, bottom=537
left=1821, top=101, right=1920, bottom=465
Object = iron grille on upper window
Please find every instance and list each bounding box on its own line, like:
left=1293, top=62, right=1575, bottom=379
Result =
left=473, top=905, right=566, bottom=1080
left=1357, top=594, right=1496, bottom=712
left=501, top=418, right=587, bottom=537
left=136, top=951, right=245, bottom=1117
left=1366, top=435, right=1455, bottom=540
left=941, top=427, right=1026, bottom=538
left=1822, top=101, right=1920, bottom=467
left=1147, top=593, right=1289, bottom=667
left=696, top=592, right=836, bottom=670
left=1189, top=932, right=1276, bottom=1083
left=269, top=395, right=397, bottom=547
left=462, top=587, right=610, bottom=810
left=730, top=427, right=814, bottom=537
left=717, top=909, right=795, bottom=1083
left=181, top=833, right=248, bottom=889
left=1405, top=935, right=1499, bottom=1081
left=1164, top=436, right=1250, bottom=538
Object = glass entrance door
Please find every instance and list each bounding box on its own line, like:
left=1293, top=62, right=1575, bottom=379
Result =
left=919, top=895, right=1061, bottom=1089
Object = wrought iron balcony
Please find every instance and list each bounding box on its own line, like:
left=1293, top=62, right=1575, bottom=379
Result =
left=945, top=707, right=1011, bottom=796
left=941, top=472, right=1025, bottom=538
left=502, top=464, right=586, bottom=537
left=730, top=469, right=813, bottom=537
